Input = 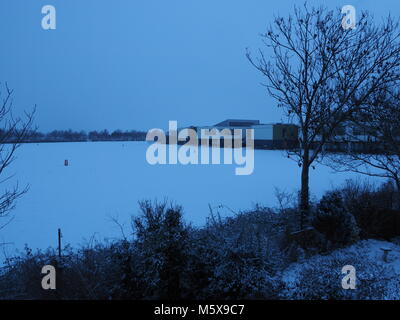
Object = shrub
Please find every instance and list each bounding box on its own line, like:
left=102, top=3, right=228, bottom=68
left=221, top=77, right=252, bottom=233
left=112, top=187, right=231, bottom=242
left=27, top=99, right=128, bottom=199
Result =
left=281, top=248, right=400, bottom=300
left=190, top=209, right=283, bottom=299
left=133, top=200, right=190, bottom=299
left=312, top=191, right=359, bottom=248
left=339, top=180, right=400, bottom=240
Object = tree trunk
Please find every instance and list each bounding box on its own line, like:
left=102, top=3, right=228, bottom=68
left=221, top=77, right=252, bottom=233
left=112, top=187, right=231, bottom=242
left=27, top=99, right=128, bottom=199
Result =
left=394, top=177, right=400, bottom=211
left=300, top=149, right=310, bottom=230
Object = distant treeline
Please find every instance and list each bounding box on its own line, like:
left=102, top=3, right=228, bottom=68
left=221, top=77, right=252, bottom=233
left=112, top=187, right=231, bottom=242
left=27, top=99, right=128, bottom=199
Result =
left=13, top=129, right=147, bottom=143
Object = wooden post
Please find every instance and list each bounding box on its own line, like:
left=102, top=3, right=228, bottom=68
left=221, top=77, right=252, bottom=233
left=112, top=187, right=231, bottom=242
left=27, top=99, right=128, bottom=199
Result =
left=380, top=248, right=391, bottom=263
left=58, top=228, right=62, bottom=258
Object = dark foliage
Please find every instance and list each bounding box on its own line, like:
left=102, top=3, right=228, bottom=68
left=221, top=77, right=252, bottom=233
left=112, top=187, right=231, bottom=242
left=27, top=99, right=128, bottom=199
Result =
left=17, top=129, right=147, bottom=143
left=312, top=191, right=359, bottom=248
left=339, top=180, right=400, bottom=240
left=1, top=180, right=399, bottom=300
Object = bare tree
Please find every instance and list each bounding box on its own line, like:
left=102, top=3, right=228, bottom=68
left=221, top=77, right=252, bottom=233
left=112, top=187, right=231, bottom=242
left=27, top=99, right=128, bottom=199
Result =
left=0, top=83, right=35, bottom=232
left=326, top=88, right=400, bottom=209
left=247, top=3, right=400, bottom=228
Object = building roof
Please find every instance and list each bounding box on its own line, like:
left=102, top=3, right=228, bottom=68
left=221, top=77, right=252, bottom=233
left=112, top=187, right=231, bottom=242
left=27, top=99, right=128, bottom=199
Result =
left=214, top=119, right=260, bottom=127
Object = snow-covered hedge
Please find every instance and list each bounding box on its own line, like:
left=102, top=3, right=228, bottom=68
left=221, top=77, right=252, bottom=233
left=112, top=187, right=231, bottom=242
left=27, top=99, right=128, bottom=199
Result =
left=280, top=240, right=400, bottom=300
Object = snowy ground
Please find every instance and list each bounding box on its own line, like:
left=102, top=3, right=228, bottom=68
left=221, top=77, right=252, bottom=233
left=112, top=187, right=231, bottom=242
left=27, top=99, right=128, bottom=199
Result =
left=0, top=141, right=383, bottom=259
left=282, top=239, right=400, bottom=282
left=281, top=239, right=400, bottom=299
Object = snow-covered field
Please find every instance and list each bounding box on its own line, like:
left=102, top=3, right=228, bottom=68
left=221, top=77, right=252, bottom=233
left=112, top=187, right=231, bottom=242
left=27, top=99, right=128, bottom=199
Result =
left=0, top=141, right=382, bottom=258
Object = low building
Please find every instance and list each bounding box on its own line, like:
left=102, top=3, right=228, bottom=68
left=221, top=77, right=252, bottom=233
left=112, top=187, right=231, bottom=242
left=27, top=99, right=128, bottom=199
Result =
left=192, top=119, right=299, bottom=149
left=315, top=122, right=380, bottom=152
left=252, top=123, right=298, bottom=149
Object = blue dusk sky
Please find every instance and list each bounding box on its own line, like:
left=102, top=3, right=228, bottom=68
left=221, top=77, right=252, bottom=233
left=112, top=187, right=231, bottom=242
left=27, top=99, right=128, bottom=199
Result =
left=0, top=0, right=396, bottom=132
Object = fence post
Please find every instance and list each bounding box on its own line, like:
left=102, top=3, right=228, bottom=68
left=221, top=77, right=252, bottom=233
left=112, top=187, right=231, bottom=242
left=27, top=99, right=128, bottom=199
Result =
left=58, top=228, right=62, bottom=258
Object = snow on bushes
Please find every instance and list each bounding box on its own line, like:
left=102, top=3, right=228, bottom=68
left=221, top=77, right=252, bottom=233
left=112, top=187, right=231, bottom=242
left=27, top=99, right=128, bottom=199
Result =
left=280, top=239, right=400, bottom=300
left=312, top=191, right=360, bottom=248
